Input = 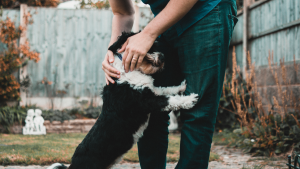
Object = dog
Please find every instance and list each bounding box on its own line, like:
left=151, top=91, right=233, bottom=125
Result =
left=47, top=32, right=198, bottom=169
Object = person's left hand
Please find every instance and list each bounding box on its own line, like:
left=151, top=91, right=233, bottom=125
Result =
left=118, top=31, right=157, bottom=73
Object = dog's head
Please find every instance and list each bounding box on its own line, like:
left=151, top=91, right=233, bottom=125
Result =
left=108, top=32, right=165, bottom=75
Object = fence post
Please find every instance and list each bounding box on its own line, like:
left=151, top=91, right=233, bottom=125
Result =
left=242, top=0, right=249, bottom=78
left=19, top=4, right=28, bottom=107
left=133, top=2, right=140, bottom=32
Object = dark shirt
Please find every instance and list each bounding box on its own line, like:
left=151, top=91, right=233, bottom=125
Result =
left=141, top=0, right=221, bottom=36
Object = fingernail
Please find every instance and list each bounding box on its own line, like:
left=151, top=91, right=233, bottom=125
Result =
left=109, top=59, right=113, bottom=62
left=118, top=72, right=120, bottom=74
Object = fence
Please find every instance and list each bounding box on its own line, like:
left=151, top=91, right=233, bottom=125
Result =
left=229, top=0, right=300, bottom=69
left=229, top=0, right=300, bottom=110
left=1, top=4, right=153, bottom=109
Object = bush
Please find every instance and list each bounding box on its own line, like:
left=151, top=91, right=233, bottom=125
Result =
left=0, top=14, right=40, bottom=105
left=216, top=47, right=300, bottom=157
left=0, top=106, right=102, bottom=133
left=0, top=0, right=59, bottom=8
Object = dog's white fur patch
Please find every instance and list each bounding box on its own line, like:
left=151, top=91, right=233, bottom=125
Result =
left=111, top=55, right=186, bottom=96
left=153, top=80, right=186, bottom=95
left=133, top=114, right=150, bottom=143
left=163, top=93, right=198, bottom=111
left=46, top=163, right=64, bottom=169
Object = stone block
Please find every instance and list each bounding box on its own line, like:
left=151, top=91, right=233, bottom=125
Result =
left=44, top=120, right=51, bottom=125
left=51, top=121, right=62, bottom=125
left=62, top=125, right=81, bottom=130
left=65, top=130, right=82, bottom=133
left=81, top=125, right=93, bottom=132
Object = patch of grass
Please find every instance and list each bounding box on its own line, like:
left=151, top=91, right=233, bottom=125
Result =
left=125, top=133, right=220, bottom=163
left=0, top=133, right=84, bottom=165
left=0, top=133, right=220, bottom=165
left=212, top=131, right=241, bottom=146
left=242, top=164, right=265, bottom=169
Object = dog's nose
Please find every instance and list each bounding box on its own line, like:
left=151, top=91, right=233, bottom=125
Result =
left=158, top=53, right=165, bottom=63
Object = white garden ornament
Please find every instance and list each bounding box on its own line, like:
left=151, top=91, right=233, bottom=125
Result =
left=23, top=109, right=46, bottom=135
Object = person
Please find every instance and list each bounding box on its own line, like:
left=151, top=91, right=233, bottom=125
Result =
left=102, top=0, right=237, bottom=168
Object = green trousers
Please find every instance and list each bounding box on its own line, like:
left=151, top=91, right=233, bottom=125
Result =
left=138, top=0, right=237, bottom=168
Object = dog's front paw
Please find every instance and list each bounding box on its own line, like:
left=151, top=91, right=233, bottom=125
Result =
left=181, top=93, right=198, bottom=109
left=179, top=80, right=187, bottom=93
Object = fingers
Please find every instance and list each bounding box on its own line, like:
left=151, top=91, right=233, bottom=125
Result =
left=105, top=73, right=115, bottom=84
left=107, top=51, right=114, bottom=63
left=124, top=51, right=133, bottom=73
left=122, top=49, right=129, bottom=66
left=136, top=55, right=144, bottom=69
left=103, top=66, right=120, bottom=79
left=102, top=51, right=121, bottom=85
left=118, top=40, right=128, bottom=53
left=105, top=76, right=109, bottom=85
left=102, top=56, right=120, bottom=75
left=130, top=54, right=139, bottom=71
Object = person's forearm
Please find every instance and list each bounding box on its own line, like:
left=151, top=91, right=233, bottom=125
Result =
left=109, top=14, right=134, bottom=46
left=142, top=0, right=198, bottom=38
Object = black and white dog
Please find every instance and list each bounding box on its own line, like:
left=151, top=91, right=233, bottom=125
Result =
left=47, top=32, right=198, bottom=169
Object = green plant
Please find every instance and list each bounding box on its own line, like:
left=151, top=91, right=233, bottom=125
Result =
left=0, top=106, right=102, bottom=133
left=217, top=48, right=300, bottom=157
left=0, top=0, right=59, bottom=8
left=0, top=106, right=26, bottom=133
left=0, top=13, right=40, bottom=105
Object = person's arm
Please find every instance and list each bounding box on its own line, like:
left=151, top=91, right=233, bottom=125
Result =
left=119, top=0, right=199, bottom=72
left=102, top=0, right=135, bottom=85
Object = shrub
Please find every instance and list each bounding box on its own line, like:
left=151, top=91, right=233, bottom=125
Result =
left=0, top=14, right=40, bottom=105
left=217, top=47, right=300, bottom=157
left=0, top=0, right=59, bottom=8
left=0, top=106, right=102, bottom=133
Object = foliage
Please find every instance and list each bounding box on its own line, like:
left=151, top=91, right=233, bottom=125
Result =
left=0, top=106, right=27, bottom=133
left=0, top=0, right=59, bottom=8
left=217, top=47, right=300, bottom=157
left=0, top=106, right=102, bottom=133
left=0, top=14, right=40, bottom=104
left=78, top=0, right=110, bottom=9
left=216, top=70, right=248, bottom=131
left=91, top=0, right=110, bottom=9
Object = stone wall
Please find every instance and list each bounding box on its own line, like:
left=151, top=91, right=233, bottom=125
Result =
left=0, top=119, right=96, bottom=134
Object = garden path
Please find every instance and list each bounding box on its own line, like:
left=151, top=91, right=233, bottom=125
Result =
left=0, top=145, right=289, bottom=169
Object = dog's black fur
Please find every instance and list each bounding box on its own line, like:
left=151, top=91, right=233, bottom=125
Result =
left=69, top=82, right=170, bottom=169
left=66, top=32, right=170, bottom=169
left=48, top=32, right=197, bottom=169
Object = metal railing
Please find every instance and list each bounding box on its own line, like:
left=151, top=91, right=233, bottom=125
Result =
left=287, top=155, right=300, bottom=169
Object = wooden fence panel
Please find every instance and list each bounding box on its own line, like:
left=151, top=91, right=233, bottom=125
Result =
left=230, top=0, right=300, bottom=69
left=25, top=8, right=113, bottom=97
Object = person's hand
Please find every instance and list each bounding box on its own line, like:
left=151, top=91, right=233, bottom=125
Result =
left=118, top=31, right=157, bottom=72
left=102, top=50, right=120, bottom=85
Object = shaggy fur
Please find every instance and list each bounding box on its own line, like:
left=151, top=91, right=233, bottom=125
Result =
left=47, top=32, right=198, bottom=169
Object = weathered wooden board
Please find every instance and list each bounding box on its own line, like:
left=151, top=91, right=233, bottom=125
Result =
left=25, top=8, right=113, bottom=97
left=230, top=0, right=300, bottom=69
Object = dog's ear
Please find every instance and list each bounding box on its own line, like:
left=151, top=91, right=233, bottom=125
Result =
left=108, top=32, right=138, bottom=54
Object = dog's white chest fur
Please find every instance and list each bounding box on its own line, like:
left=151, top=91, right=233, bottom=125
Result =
left=111, top=55, right=155, bottom=91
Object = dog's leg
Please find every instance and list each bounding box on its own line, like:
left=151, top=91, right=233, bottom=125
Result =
left=152, top=80, right=186, bottom=96
left=162, top=93, right=198, bottom=111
